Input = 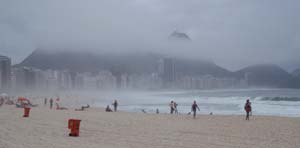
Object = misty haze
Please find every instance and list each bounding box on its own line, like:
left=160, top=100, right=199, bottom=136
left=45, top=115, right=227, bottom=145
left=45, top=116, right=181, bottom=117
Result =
left=1, top=1, right=300, bottom=148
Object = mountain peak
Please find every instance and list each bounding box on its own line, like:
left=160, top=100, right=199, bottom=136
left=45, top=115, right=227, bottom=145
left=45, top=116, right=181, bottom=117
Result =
left=168, top=31, right=191, bottom=41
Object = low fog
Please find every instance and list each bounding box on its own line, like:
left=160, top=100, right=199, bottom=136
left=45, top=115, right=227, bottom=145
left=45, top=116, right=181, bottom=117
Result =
left=1, top=0, right=300, bottom=71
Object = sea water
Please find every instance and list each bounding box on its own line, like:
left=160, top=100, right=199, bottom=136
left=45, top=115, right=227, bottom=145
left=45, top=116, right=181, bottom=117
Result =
left=88, top=88, right=300, bottom=117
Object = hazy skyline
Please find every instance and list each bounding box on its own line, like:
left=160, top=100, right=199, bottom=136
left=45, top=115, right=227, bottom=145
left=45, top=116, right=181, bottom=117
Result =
left=0, top=0, right=300, bottom=71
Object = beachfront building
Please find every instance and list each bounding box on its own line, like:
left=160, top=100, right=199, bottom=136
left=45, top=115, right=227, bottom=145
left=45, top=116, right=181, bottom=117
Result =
left=34, top=69, right=47, bottom=90
left=176, top=75, right=244, bottom=90
left=0, top=71, right=2, bottom=89
left=44, top=70, right=59, bottom=90
left=82, top=72, right=98, bottom=90
left=12, top=67, right=36, bottom=90
left=0, top=55, right=11, bottom=91
left=127, top=73, right=162, bottom=90
left=74, top=73, right=84, bottom=89
left=7, top=65, right=248, bottom=91
left=159, top=57, right=176, bottom=88
left=120, top=73, right=129, bottom=89
left=97, top=71, right=117, bottom=89
left=57, top=70, right=72, bottom=90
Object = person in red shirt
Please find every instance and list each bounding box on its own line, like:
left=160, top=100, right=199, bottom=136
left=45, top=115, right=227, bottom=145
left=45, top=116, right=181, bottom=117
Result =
left=244, top=99, right=252, bottom=120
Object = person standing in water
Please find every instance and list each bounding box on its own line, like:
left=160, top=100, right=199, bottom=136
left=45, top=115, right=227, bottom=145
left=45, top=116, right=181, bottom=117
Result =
left=112, top=100, right=118, bottom=112
left=49, top=98, right=53, bottom=109
left=244, top=99, right=252, bottom=120
left=156, top=108, right=159, bottom=114
left=191, top=100, right=200, bottom=118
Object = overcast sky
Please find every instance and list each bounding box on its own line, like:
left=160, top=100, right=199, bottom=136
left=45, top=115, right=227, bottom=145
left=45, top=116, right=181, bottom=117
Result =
left=0, top=0, right=299, bottom=71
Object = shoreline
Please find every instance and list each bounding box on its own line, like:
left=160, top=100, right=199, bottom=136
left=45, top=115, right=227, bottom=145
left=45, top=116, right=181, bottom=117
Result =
left=116, top=108, right=300, bottom=118
left=2, top=105, right=299, bottom=120
left=4, top=88, right=300, bottom=117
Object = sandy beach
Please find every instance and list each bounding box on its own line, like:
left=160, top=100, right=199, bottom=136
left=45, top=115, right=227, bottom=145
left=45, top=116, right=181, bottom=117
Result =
left=0, top=105, right=300, bottom=148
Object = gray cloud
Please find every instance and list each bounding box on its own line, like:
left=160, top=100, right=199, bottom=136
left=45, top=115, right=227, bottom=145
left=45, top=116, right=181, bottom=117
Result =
left=0, top=0, right=299, bottom=71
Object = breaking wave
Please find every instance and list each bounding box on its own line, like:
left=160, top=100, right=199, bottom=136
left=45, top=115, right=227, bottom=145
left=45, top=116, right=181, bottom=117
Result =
left=260, top=97, right=300, bottom=102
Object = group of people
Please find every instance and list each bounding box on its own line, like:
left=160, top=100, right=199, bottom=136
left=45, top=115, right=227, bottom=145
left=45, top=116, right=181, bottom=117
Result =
left=169, top=100, right=200, bottom=118
left=106, top=100, right=118, bottom=112
left=0, top=96, right=38, bottom=108
left=44, top=96, right=252, bottom=120
left=168, top=99, right=252, bottom=120
left=44, top=97, right=68, bottom=110
left=107, top=99, right=251, bottom=120
left=0, top=96, right=15, bottom=106
left=169, top=101, right=178, bottom=114
left=44, top=98, right=54, bottom=109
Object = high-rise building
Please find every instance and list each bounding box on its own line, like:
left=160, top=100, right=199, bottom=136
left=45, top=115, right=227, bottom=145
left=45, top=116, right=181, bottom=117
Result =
left=13, top=67, right=36, bottom=90
left=0, top=55, right=11, bottom=90
left=0, top=71, right=2, bottom=89
left=162, top=57, right=176, bottom=83
left=158, top=59, right=164, bottom=75
left=57, top=70, right=72, bottom=89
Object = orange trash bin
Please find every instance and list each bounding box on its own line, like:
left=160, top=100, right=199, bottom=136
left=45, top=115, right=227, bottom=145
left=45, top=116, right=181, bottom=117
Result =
left=23, top=108, right=31, bottom=117
left=68, top=119, right=81, bottom=137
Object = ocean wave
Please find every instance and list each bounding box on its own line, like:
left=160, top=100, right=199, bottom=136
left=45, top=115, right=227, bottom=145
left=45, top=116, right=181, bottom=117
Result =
left=260, top=97, right=300, bottom=102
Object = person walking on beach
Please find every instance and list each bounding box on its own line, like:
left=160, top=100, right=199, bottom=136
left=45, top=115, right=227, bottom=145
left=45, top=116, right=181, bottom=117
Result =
left=174, top=102, right=178, bottom=115
left=44, top=98, right=47, bottom=106
left=244, top=99, right=252, bottom=120
left=112, top=100, right=118, bottom=112
left=249, top=100, right=252, bottom=116
left=191, top=100, right=200, bottom=118
left=169, top=101, right=175, bottom=114
left=49, top=98, right=53, bottom=109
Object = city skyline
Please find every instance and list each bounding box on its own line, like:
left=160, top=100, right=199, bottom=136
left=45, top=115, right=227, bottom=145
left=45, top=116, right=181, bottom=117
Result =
left=1, top=53, right=251, bottom=92
left=1, top=0, right=300, bottom=71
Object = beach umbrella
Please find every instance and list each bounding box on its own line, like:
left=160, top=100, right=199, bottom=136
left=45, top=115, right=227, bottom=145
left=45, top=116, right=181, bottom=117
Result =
left=17, top=97, right=31, bottom=104
left=17, top=97, right=27, bottom=101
